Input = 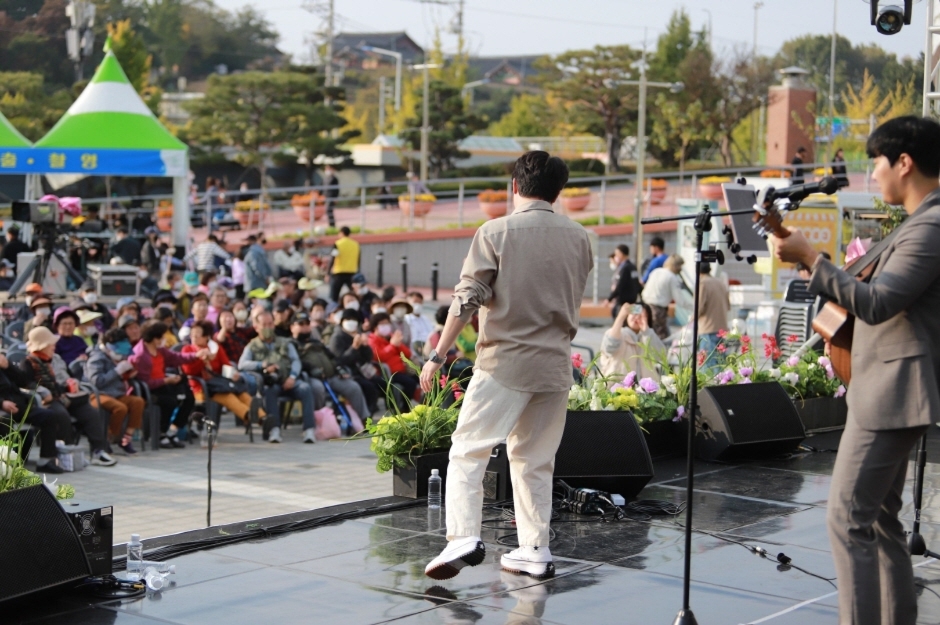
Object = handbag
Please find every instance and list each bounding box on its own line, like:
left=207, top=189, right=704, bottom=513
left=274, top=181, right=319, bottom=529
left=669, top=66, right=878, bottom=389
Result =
left=63, top=392, right=90, bottom=408
left=206, top=375, right=243, bottom=395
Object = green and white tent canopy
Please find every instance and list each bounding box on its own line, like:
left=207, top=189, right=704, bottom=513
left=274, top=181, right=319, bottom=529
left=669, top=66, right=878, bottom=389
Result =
left=0, top=112, right=30, bottom=149
left=3, top=44, right=187, bottom=176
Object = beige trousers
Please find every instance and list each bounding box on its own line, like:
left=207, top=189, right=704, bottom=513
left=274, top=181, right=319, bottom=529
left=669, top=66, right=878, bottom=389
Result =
left=445, top=369, right=568, bottom=547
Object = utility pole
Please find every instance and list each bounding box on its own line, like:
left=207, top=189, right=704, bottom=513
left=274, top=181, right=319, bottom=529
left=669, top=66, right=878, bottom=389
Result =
left=633, top=54, right=648, bottom=269
left=751, top=2, right=763, bottom=163
left=325, top=0, right=334, bottom=88
left=827, top=0, right=838, bottom=169
left=378, top=75, right=386, bottom=134
left=421, top=62, right=430, bottom=181
left=923, top=0, right=938, bottom=117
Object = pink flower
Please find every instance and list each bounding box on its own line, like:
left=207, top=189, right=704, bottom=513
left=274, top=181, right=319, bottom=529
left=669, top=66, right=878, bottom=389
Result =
left=439, top=375, right=448, bottom=388
left=717, top=369, right=735, bottom=385
left=740, top=344, right=750, bottom=355
left=786, top=334, right=800, bottom=343
left=673, top=405, right=686, bottom=422
left=716, top=343, right=727, bottom=354
left=638, top=377, right=659, bottom=393
left=825, top=365, right=834, bottom=380
left=741, top=335, right=751, bottom=345
left=786, top=355, right=799, bottom=367
left=818, top=356, right=831, bottom=368
left=454, top=390, right=464, bottom=400
left=571, top=353, right=583, bottom=368
left=834, top=385, right=846, bottom=398
left=623, top=372, right=637, bottom=388
left=611, top=383, right=624, bottom=391
left=717, top=329, right=728, bottom=339
left=739, top=377, right=752, bottom=384
left=740, top=367, right=753, bottom=377
left=697, top=350, right=707, bottom=366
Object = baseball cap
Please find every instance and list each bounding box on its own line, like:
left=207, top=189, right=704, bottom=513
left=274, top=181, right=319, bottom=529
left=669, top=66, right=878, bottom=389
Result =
left=25, top=283, right=44, bottom=294
left=118, top=314, right=139, bottom=329
left=274, top=298, right=292, bottom=312
left=292, top=312, right=311, bottom=325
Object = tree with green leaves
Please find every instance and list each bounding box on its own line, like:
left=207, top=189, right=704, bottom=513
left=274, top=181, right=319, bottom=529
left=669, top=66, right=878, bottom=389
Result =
left=399, top=80, right=485, bottom=177
left=184, top=70, right=355, bottom=194
left=488, top=93, right=553, bottom=137
left=0, top=71, right=72, bottom=140
left=536, top=45, right=641, bottom=171
left=106, top=20, right=151, bottom=93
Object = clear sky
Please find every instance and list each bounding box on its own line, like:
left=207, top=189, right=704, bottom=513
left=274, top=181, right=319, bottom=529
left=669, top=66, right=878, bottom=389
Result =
left=227, top=0, right=928, bottom=65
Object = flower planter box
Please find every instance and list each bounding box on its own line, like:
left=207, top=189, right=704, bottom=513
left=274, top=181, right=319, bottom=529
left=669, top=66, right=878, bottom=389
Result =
left=399, top=199, right=435, bottom=217
left=642, top=418, right=684, bottom=459
left=794, top=396, right=847, bottom=435
left=560, top=195, right=591, bottom=211
left=649, top=186, right=667, bottom=205
left=156, top=216, right=173, bottom=231
left=392, top=450, right=449, bottom=499
left=479, top=201, right=507, bottom=219
left=698, top=183, right=725, bottom=201
left=235, top=210, right=268, bottom=228
left=292, top=203, right=325, bottom=222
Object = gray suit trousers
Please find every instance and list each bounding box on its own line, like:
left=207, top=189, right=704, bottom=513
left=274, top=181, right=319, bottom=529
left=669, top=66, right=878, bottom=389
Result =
left=828, top=419, right=927, bottom=625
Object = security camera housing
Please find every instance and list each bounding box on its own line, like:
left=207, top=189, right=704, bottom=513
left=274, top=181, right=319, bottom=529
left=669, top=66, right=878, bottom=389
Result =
left=869, top=0, right=914, bottom=35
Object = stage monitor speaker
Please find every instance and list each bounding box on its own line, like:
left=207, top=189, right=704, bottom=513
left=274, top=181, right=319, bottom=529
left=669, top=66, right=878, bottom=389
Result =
left=696, top=381, right=806, bottom=461
left=484, top=444, right=512, bottom=502
left=0, top=485, right=91, bottom=603
left=553, top=411, right=654, bottom=499
left=60, top=500, right=114, bottom=576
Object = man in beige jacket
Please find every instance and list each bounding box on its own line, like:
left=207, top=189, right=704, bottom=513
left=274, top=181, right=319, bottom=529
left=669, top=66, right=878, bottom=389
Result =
left=420, top=151, right=593, bottom=581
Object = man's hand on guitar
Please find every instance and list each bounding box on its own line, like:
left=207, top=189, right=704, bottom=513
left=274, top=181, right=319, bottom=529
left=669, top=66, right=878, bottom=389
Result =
left=770, top=230, right=820, bottom=267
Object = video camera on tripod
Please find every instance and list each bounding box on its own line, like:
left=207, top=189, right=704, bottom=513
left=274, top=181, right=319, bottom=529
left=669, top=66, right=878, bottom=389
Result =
left=11, top=200, right=61, bottom=225
left=6, top=199, right=86, bottom=299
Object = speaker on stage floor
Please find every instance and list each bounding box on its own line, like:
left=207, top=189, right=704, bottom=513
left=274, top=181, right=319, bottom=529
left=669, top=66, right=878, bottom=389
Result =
left=0, top=485, right=91, bottom=603
left=696, top=381, right=806, bottom=461
left=553, top=411, right=654, bottom=499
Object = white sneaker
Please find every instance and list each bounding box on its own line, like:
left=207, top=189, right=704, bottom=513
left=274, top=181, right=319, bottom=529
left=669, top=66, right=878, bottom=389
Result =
left=424, top=536, right=486, bottom=580
left=500, top=546, right=554, bottom=579
left=91, top=450, right=118, bottom=467
left=303, top=428, right=316, bottom=444
left=268, top=427, right=282, bottom=443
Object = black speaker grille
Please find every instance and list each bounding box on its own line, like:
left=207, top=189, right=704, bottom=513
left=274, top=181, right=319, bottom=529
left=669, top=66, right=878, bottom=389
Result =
left=701, top=383, right=805, bottom=444
left=0, top=485, right=91, bottom=602
left=555, top=411, right=654, bottom=476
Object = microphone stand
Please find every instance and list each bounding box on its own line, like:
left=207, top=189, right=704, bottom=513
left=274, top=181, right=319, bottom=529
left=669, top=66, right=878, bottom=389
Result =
left=642, top=205, right=756, bottom=625
left=910, top=433, right=940, bottom=559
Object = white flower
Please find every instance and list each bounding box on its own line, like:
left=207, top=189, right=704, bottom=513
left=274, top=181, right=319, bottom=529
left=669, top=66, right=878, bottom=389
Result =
left=590, top=396, right=605, bottom=411
left=0, top=445, right=18, bottom=463
left=783, top=372, right=800, bottom=386
left=0, top=461, right=10, bottom=479
left=661, top=375, right=678, bottom=394
left=769, top=368, right=781, bottom=379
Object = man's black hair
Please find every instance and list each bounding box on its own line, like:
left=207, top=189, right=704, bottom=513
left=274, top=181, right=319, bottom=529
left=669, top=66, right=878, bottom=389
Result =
left=434, top=305, right=449, bottom=326
left=340, top=226, right=351, bottom=236
left=616, top=244, right=630, bottom=257
left=512, top=151, right=569, bottom=203
left=866, top=116, right=940, bottom=179
left=650, top=237, right=665, bottom=250
left=116, top=227, right=128, bottom=235
left=796, top=146, right=807, bottom=154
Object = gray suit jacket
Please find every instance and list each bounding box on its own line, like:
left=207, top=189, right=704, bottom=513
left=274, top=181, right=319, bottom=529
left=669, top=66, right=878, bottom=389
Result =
left=810, top=188, right=940, bottom=430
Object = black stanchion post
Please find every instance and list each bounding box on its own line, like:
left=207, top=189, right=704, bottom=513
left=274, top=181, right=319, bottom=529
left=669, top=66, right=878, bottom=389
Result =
left=377, top=252, right=384, bottom=288
left=431, top=262, right=439, bottom=302
left=401, top=255, right=408, bottom=293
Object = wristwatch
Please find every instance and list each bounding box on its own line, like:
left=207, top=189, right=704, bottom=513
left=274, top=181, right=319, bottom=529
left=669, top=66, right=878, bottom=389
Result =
left=428, top=350, right=444, bottom=365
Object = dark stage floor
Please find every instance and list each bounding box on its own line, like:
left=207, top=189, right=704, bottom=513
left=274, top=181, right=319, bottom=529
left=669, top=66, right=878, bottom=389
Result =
left=10, top=429, right=940, bottom=624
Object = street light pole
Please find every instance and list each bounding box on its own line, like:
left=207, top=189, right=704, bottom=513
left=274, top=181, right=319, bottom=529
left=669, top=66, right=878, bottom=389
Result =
left=411, top=63, right=442, bottom=182
left=633, top=58, right=648, bottom=269
left=751, top=2, right=764, bottom=163
left=827, top=0, right=838, bottom=169
left=378, top=75, right=386, bottom=134
left=359, top=45, right=403, bottom=111
left=923, top=0, right=938, bottom=116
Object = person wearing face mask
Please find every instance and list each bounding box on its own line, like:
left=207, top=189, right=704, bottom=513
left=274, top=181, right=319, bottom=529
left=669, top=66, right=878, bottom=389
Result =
left=272, top=299, right=295, bottom=338
left=184, top=234, right=231, bottom=273
left=15, top=283, right=45, bottom=322
left=388, top=298, right=413, bottom=350
left=368, top=312, right=419, bottom=412
left=53, top=308, right=89, bottom=365
left=341, top=292, right=361, bottom=313
left=85, top=328, right=144, bottom=455
left=129, top=321, right=205, bottom=448
left=0, top=258, right=14, bottom=291
left=405, top=292, right=434, bottom=352
left=291, top=313, right=370, bottom=424
left=176, top=271, right=200, bottom=319
left=599, top=302, right=664, bottom=380
left=74, top=309, right=103, bottom=348
left=24, top=296, right=54, bottom=336
left=295, top=277, right=323, bottom=309
left=308, top=298, right=333, bottom=342
left=119, top=315, right=143, bottom=346
left=198, top=270, right=218, bottom=296
left=243, top=234, right=274, bottom=293
left=215, top=307, right=257, bottom=367
left=78, top=280, right=114, bottom=332
left=137, top=264, right=159, bottom=299
left=351, top=273, right=378, bottom=313
left=329, top=308, right=381, bottom=415
left=239, top=311, right=321, bottom=444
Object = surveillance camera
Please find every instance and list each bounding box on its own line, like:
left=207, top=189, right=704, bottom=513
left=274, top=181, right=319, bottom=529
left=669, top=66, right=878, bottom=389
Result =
left=864, top=0, right=915, bottom=36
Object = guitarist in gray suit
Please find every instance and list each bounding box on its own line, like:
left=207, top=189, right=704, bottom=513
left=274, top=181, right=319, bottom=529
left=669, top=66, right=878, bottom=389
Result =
left=772, top=115, right=940, bottom=625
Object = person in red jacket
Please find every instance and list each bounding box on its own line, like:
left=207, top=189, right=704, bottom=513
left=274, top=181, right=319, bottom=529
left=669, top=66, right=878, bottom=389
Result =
left=181, top=320, right=260, bottom=425
left=367, top=312, right=419, bottom=411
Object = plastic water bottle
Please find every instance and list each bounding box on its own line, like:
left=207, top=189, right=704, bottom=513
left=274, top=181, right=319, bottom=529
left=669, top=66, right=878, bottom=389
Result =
left=140, top=560, right=177, bottom=575
left=126, top=534, right=143, bottom=580
left=428, top=469, right=442, bottom=509
left=142, top=566, right=166, bottom=592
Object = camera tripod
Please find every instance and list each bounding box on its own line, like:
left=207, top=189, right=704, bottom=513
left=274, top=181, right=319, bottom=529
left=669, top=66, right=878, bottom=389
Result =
left=910, top=432, right=940, bottom=560
left=6, top=226, right=85, bottom=298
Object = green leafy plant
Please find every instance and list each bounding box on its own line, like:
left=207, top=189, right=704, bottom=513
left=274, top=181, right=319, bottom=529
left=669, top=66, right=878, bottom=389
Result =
left=356, top=360, right=465, bottom=473
left=772, top=342, right=845, bottom=401
left=875, top=197, right=906, bottom=237
left=1, top=396, right=74, bottom=500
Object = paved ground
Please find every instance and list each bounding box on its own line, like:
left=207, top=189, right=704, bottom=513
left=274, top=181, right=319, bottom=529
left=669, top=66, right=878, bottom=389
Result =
left=50, top=325, right=608, bottom=544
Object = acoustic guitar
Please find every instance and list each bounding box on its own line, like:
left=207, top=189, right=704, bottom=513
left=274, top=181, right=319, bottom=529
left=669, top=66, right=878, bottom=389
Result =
left=753, top=189, right=895, bottom=385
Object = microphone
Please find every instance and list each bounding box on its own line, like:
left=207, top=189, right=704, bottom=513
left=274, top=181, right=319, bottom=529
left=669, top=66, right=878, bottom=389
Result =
left=757, top=176, right=840, bottom=206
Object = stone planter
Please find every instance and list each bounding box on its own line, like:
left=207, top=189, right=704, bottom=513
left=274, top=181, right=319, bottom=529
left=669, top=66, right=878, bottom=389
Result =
left=794, top=396, right=847, bottom=435
left=698, top=183, right=725, bottom=201
left=399, top=199, right=435, bottom=217
left=392, top=450, right=449, bottom=499
left=155, top=216, right=173, bottom=231
left=479, top=201, right=507, bottom=219
left=235, top=210, right=268, bottom=228
left=560, top=195, right=591, bottom=211
left=292, top=203, right=325, bottom=222
left=642, top=418, right=684, bottom=458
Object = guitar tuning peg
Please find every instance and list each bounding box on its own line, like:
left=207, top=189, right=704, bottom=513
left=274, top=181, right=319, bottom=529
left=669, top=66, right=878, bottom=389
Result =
left=735, top=254, right=743, bottom=262
left=715, top=250, right=725, bottom=265
left=730, top=243, right=741, bottom=254
left=747, top=255, right=757, bottom=264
